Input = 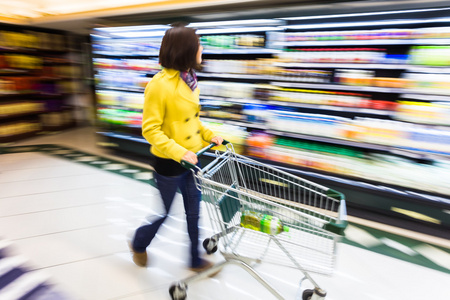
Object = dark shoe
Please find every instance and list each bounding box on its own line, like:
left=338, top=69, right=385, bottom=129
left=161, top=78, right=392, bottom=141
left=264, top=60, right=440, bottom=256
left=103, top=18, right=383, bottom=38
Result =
left=128, top=242, right=147, bottom=267
left=189, top=259, right=219, bottom=277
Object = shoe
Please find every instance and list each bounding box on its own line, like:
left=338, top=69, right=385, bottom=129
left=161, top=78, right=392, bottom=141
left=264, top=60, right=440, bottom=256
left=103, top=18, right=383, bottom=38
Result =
left=128, top=242, right=147, bottom=267
left=189, top=259, right=219, bottom=277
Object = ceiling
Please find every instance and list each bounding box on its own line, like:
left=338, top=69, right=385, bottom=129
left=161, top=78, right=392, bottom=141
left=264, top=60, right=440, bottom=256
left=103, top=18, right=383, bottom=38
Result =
left=2, top=0, right=450, bottom=35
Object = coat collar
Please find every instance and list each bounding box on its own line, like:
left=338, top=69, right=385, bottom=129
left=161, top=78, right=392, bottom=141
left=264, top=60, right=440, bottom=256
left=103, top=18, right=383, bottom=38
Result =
left=162, top=68, right=180, bottom=79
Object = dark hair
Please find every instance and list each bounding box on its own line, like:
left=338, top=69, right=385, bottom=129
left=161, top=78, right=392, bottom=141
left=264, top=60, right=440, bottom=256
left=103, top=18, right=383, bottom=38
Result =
left=159, top=26, right=200, bottom=71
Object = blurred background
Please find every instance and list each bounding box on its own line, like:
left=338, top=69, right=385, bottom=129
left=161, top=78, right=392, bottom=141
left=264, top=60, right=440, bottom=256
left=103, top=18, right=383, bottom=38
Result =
left=1, top=0, right=450, bottom=236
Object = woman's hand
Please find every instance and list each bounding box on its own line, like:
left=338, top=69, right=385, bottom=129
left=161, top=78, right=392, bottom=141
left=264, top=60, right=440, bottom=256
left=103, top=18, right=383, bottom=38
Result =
left=211, top=136, right=224, bottom=146
left=182, top=150, right=198, bottom=165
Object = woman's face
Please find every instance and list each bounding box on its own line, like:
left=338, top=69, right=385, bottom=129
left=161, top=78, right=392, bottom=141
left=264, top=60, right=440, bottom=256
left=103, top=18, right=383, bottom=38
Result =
left=196, top=44, right=204, bottom=65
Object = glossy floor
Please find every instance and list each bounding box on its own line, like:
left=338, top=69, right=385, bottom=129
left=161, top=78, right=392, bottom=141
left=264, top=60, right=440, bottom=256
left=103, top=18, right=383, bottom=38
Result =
left=0, top=127, right=449, bottom=300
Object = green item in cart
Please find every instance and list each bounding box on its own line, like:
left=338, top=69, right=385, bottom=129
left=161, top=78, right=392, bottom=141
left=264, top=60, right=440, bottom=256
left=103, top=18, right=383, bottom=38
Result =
left=240, top=210, right=289, bottom=235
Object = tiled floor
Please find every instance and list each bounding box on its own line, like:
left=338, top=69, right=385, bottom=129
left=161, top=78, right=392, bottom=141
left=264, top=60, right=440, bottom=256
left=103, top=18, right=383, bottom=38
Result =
left=1, top=126, right=449, bottom=300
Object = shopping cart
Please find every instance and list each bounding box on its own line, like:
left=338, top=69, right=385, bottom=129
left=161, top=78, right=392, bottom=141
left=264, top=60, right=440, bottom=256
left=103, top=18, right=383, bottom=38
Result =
left=170, top=141, right=347, bottom=300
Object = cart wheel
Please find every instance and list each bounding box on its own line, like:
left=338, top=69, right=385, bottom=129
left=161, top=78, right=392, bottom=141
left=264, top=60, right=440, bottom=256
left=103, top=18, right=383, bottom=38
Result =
left=203, top=238, right=218, bottom=254
left=169, top=283, right=187, bottom=300
left=302, top=289, right=314, bottom=300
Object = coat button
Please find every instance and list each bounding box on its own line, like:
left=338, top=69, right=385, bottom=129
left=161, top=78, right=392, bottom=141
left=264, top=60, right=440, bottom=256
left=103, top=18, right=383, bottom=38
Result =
left=185, top=118, right=190, bottom=122
left=195, top=112, right=199, bottom=117
left=196, top=130, right=200, bottom=134
left=186, top=135, right=191, bottom=140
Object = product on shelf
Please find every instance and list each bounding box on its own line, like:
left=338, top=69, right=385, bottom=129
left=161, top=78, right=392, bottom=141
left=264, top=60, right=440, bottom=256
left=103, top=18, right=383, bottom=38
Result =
left=266, top=108, right=450, bottom=154
left=395, top=101, right=450, bottom=125
left=97, top=107, right=142, bottom=127
left=409, top=45, right=450, bottom=66
left=93, top=58, right=161, bottom=72
left=256, top=84, right=397, bottom=110
left=200, top=34, right=265, bottom=50
left=200, top=99, right=243, bottom=121
left=0, top=77, right=38, bottom=93
left=3, top=54, right=42, bottom=70
left=203, top=58, right=276, bottom=75
left=283, top=29, right=415, bottom=42
left=96, top=69, right=149, bottom=90
left=201, top=121, right=248, bottom=154
left=278, top=48, right=389, bottom=64
left=0, top=102, right=44, bottom=117
left=96, top=90, right=144, bottom=110
left=199, top=81, right=255, bottom=99
left=91, top=38, right=162, bottom=56
left=0, top=121, right=41, bottom=138
left=246, top=133, right=450, bottom=196
left=402, top=72, right=450, bottom=94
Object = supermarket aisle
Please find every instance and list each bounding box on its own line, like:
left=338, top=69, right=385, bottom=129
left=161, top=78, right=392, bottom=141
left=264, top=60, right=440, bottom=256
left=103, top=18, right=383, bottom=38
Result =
left=0, top=127, right=449, bottom=300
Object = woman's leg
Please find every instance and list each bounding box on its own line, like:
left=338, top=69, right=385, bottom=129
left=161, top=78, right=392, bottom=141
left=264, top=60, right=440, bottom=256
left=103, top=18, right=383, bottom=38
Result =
left=178, top=170, right=202, bottom=267
left=132, top=172, right=179, bottom=252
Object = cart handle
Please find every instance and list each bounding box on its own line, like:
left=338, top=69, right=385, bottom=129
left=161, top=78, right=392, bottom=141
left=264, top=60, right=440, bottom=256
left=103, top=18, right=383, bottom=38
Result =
left=181, top=139, right=230, bottom=169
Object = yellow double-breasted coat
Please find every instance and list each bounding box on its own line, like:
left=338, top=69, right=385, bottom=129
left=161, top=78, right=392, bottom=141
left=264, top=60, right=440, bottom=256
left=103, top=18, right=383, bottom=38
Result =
left=142, top=68, right=215, bottom=163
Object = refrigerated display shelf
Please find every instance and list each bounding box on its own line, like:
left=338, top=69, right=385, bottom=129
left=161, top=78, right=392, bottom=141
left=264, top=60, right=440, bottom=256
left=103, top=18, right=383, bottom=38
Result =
left=201, top=96, right=263, bottom=105
left=274, top=62, right=409, bottom=70
left=266, top=100, right=394, bottom=115
left=91, top=13, right=450, bottom=224
left=240, top=151, right=450, bottom=205
left=93, top=51, right=159, bottom=57
left=203, top=49, right=281, bottom=55
left=271, top=81, right=405, bottom=94
left=98, top=105, right=143, bottom=112
left=275, top=38, right=450, bottom=47
left=200, top=95, right=394, bottom=116
left=265, top=129, right=450, bottom=160
left=201, top=117, right=267, bottom=129
left=401, top=93, right=450, bottom=102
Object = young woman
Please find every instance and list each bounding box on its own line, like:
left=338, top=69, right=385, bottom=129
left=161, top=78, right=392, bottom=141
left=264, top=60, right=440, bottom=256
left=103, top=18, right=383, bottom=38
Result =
left=129, top=25, right=223, bottom=272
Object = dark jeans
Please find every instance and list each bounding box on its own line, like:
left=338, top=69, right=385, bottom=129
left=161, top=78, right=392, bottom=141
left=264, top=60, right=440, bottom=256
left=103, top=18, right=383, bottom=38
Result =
left=132, top=168, right=203, bottom=267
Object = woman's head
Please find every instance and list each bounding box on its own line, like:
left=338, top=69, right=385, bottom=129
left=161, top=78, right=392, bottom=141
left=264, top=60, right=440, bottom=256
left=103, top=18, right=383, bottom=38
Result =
left=159, top=25, right=203, bottom=71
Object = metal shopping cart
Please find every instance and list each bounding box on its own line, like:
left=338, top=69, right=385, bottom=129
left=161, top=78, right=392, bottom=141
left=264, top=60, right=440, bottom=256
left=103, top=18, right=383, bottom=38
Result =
left=170, top=141, right=348, bottom=300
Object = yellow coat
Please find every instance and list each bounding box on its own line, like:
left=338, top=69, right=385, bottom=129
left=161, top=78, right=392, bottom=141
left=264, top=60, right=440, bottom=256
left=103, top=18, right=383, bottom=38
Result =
left=142, top=68, right=215, bottom=163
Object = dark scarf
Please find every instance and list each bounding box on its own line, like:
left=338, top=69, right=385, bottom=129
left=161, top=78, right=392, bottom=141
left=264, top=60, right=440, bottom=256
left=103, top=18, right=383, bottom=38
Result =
left=180, top=70, right=198, bottom=91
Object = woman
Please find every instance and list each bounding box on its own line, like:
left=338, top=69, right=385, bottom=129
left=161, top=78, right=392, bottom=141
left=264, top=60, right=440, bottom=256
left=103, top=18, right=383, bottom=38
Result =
left=129, top=25, right=223, bottom=272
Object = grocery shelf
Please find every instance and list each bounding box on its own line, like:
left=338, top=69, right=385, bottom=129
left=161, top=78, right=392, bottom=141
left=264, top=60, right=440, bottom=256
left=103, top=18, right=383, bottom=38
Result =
left=271, top=81, right=404, bottom=94
left=0, top=111, right=45, bottom=121
left=202, top=117, right=267, bottom=129
left=406, top=66, right=450, bottom=74
left=266, top=129, right=450, bottom=160
left=98, top=105, right=143, bottom=112
left=273, top=62, right=409, bottom=70
left=197, top=72, right=268, bottom=80
left=266, top=100, right=394, bottom=116
left=93, top=51, right=159, bottom=57
left=91, top=16, right=450, bottom=221
left=203, top=48, right=281, bottom=55
left=276, top=38, right=450, bottom=47
left=200, top=96, right=263, bottom=105
left=400, top=93, right=450, bottom=102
